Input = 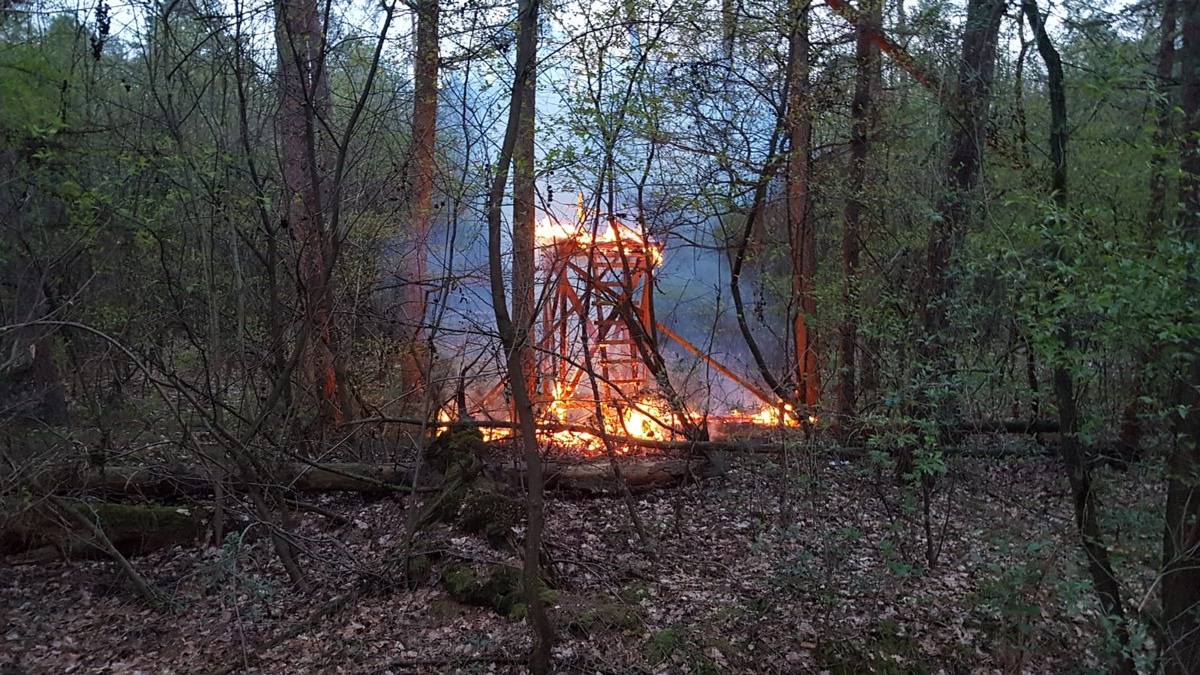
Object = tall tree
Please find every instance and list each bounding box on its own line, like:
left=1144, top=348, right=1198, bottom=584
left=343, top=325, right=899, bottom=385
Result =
left=485, top=0, right=553, bottom=669
left=511, top=0, right=538, bottom=412
left=1022, top=2, right=1135, bottom=671
left=1149, top=0, right=1179, bottom=235
left=398, top=0, right=440, bottom=404
left=919, top=0, right=1004, bottom=427
left=836, top=0, right=881, bottom=431
left=275, top=0, right=348, bottom=427
left=787, top=0, right=819, bottom=413
left=1163, top=1, right=1200, bottom=671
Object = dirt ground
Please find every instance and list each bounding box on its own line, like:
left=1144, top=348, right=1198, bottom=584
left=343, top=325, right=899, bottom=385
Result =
left=0, top=448, right=1162, bottom=674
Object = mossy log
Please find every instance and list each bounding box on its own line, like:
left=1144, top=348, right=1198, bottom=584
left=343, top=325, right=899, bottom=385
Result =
left=1, top=501, right=209, bottom=561
left=555, top=592, right=642, bottom=635
left=36, top=462, right=416, bottom=498
left=440, top=562, right=555, bottom=620
left=440, top=564, right=524, bottom=617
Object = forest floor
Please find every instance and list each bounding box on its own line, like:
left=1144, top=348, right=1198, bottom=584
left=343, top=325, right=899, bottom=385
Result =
left=1, top=442, right=1163, bottom=674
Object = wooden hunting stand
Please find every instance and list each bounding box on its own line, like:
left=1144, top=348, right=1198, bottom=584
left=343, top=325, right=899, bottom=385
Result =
left=536, top=215, right=658, bottom=417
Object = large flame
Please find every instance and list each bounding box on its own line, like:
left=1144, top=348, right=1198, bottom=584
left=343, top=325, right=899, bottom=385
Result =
left=432, top=213, right=806, bottom=455
left=437, top=397, right=806, bottom=456
left=535, top=216, right=583, bottom=243
left=539, top=394, right=673, bottom=456
left=536, top=215, right=663, bottom=266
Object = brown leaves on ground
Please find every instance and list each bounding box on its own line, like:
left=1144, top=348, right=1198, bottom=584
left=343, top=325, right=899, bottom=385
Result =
left=0, top=449, right=1161, bottom=673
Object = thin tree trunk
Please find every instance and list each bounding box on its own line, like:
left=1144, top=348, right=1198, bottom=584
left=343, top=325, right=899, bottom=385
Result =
left=32, top=329, right=68, bottom=426
left=836, top=0, right=880, bottom=434
left=1022, top=3, right=1135, bottom=670
left=1163, top=2, right=1200, bottom=672
left=485, top=0, right=553, bottom=669
left=1122, top=0, right=1179, bottom=464
left=512, top=17, right=538, bottom=413
left=1149, top=0, right=1179, bottom=237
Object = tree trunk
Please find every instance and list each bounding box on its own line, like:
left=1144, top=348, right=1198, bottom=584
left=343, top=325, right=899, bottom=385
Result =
left=919, top=0, right=1003, bottom=428
left=511, top=13, right=538, bottom=414
left=1022, top=3, right=1135, bottom=670
left=275, top=0, right=346, bottom=428
left=398, top=0, right=440, bottom=405
left=836, top=0, right=880, bottom=434
left=509, top=457, right=705, bottom=494
left=787, top=0, right=819, bottom=413
left=1163, top=2, right=1200, bottom=672
left=37, top=462, right=414, bottom=497
left=1149, top=0, right=1179, bottom=237
left=1121, top=0, right=1179, bottom=467
left=485, top=0, right=554, bottom=668
left=30, top=455, right=708, bottom=500
left=31, top=329, right=68, bottom=426
left=1, top=502, right=210, bottom=560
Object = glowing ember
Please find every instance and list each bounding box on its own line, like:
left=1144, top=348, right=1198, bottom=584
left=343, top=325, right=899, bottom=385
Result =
left=726, top=402, right=801, bottom=427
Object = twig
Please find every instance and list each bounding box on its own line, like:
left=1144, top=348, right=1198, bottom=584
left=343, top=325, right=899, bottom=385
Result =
left=206, top=587, right=363, bottom=675
left=284, top=498, right=352, bottom=526
left=46, top=496, right=168, bottom=608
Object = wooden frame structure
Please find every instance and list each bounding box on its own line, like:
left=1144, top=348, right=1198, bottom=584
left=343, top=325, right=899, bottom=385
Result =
left=474, top=211, right=782, bottom=428
left=536, top=216, right=657, bottom=417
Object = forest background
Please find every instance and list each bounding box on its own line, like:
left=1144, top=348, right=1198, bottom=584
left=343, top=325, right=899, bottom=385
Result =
left=2, top=0, right=1199, bottom=672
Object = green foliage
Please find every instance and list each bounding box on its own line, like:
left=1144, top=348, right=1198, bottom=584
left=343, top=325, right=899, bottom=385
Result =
left=818, top=616, right=960, bottom=675
left=197, top=531, right=281, bottom=614
left=645, top=627, right=682, bottom=665
left=976, top=540, right=1057, bottom=638
left=562, top=595, right=641, bottom=635
left=988, top=195, right=1199, bottom=427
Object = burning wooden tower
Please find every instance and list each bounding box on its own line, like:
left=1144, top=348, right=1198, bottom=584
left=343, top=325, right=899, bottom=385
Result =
left=534, top=213, right=661, bottom=422
left=472, top=205, right=799, bottom=448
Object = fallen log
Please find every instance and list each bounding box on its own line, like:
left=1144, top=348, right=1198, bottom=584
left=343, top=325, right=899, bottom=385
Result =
left=31, top=454, right=706, bottom=500
left=37, top=462, right=417, bottom=498
left=951, top=419, right=1060, bottom=435
left=1, top=501, right=210, bottom=561
left=499, top=457, right=708, bottom=495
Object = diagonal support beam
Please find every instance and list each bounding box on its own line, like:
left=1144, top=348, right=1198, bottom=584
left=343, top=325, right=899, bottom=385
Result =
left=655, top=322, right=779, bottom=407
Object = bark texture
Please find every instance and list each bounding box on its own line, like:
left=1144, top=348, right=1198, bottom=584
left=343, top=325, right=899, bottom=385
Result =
left=275, top=0, right=348, bottom=427
left=484, top=0, right=554, bottom=667
left=836, top=0, right=880, bottom=432
left=1022, top=3, right=1134, bottom=669
left=919, top=0, right=1004, bottom=426
left=787, top=0, right=819, bottom=412
left=1163, top=1, right=1200, bottom=672
left=397, top=0, right=440, bottom=404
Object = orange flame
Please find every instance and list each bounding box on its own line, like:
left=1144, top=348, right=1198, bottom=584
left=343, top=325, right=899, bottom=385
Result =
left=535, top=215, right=662, bottom=267
left=725, top=402, right=801, bottom=427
